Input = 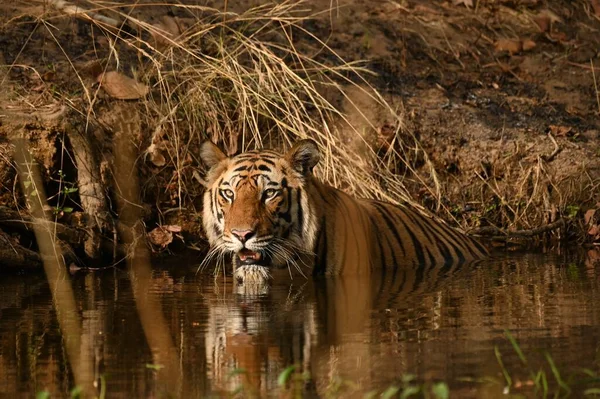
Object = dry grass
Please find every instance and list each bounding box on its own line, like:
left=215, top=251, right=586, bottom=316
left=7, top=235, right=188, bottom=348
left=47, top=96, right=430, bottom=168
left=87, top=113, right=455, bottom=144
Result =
left=42, top=0, right=440, bottom=210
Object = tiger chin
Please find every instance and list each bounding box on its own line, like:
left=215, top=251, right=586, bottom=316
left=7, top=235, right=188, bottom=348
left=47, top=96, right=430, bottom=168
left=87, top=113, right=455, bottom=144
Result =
left=199, top=139, right=488, bottom=286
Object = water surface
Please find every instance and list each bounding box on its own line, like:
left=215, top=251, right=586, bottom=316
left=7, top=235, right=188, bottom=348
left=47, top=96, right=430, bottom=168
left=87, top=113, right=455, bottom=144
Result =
left=0, top=253, right=599, bottom=398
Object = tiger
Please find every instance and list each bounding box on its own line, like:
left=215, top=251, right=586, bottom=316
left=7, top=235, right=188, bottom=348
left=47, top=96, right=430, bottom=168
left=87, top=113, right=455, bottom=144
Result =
left=199, top=139, right=488, bottom=283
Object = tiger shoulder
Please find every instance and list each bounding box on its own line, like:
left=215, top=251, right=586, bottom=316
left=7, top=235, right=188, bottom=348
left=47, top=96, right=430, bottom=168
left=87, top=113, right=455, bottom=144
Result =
left=199, top=139, right=488, bottom=279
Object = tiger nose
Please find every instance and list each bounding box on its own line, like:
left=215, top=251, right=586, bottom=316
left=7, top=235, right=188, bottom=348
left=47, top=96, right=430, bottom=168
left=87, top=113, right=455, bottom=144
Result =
left=231, top=229, right=255, bottom=243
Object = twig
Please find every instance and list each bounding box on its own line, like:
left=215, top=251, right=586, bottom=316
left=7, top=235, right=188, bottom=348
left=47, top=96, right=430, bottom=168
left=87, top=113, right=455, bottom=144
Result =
left=566, top=61, right=600, bottom=71
left=472, top=218, right=566, bottom=238
left=541, top=132, right=560, bottom=162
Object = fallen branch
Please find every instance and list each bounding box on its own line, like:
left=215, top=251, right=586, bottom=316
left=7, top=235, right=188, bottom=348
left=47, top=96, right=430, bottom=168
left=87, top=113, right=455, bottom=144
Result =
left=472, top=218, right=566, bottom=238
left=0, top=229, right=43, bottom=270
left=0, top=206, right=86, bottom=244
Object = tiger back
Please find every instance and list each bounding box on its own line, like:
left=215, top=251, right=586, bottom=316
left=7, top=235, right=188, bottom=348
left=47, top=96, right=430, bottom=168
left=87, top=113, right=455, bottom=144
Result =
left=199, top=139, right=488, bottom=280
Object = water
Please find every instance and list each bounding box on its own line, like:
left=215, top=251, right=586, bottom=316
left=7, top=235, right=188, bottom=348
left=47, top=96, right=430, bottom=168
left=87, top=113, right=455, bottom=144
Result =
left=0, top=252, right=599, bottom=398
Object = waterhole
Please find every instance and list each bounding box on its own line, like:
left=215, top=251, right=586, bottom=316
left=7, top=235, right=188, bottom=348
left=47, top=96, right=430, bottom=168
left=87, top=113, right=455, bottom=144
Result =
left=0, top=253, right=599, bottom=397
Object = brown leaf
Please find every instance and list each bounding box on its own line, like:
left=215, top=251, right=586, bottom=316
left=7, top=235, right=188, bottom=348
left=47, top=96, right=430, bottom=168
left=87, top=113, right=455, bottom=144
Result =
left=522, top=39, right=536, bottom=51
left=97, top=71, right=148, bottom=100
left=533, top=10, right=562, bottom=32
left=148, top=226, right=173, bottom=248
left=151, top=16, right=194, bottom=47
left=548, top=31, right=568, bottom=43
left=549, top=125, right=572, bottom=137
left=453, top=0, right=473, bottom=7
left=585, top=209, right=597, bottom=225
left=494, top=39, right=522, bottom=54
left=592, top=0, right=600, bottom=17
left=588, top=225, right=600, bottom=239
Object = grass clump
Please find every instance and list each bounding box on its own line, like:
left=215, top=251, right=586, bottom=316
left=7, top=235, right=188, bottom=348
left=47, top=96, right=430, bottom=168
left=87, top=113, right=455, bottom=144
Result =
left=71, top=0, right=438, bottom=212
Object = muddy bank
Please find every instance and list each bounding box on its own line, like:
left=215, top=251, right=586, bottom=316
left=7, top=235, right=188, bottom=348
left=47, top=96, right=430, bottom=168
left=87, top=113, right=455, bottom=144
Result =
left=0, top=0, right=599, bottom=270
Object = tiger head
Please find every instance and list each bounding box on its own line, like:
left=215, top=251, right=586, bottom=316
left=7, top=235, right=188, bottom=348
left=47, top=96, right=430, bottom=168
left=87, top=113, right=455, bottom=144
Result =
left=199, top=140, right=320, bottom=275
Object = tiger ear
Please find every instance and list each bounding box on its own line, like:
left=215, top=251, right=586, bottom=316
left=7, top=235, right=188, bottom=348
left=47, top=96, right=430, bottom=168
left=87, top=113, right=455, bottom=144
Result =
left=285, top=139, right=320, bottom=176
left=199, top=141, right=227, bottom=169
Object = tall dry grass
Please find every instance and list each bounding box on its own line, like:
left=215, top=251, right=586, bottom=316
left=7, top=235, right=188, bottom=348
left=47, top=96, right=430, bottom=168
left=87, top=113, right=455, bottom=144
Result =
left=75, top=0, right=441, bottom=209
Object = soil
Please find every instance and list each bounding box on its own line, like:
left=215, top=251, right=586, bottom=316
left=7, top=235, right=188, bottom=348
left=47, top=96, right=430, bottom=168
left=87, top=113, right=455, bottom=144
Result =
left=0, top=0, right=599, bottom=268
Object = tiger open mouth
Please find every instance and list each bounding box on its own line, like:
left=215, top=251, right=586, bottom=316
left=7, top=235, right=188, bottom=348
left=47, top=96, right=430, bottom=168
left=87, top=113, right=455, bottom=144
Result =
left=236, top=248, right=270, bottom=266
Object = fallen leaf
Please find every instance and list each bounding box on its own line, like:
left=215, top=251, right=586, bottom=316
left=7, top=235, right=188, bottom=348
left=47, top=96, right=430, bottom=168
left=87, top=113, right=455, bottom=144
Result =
left=548, top=31, right=568, bottom=43
left=148, top=226, right=173, bottom=248
left=533, top=10, right=562, bottom=32
left=588, top=225, right=600, bottom=239
left=42, top=71, right=55, bottom=81
left=494, top=39, right=522, bottom=54
left=522, top=39, right=536, bottom=51
left=453, top=0, right=473, bottom=7
left=97, top=71, right=148, bottom=100
left=585, top=209, right=597, bottom=225
left=150, top=16, right=194, bottom=47
left=548, top=125, right=572, bottom=137
left=592, top=0, right=600, bottom=17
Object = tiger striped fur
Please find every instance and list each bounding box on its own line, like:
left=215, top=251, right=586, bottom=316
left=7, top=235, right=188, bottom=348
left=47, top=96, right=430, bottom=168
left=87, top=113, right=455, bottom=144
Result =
left=200, top=139, right=488, bottom=280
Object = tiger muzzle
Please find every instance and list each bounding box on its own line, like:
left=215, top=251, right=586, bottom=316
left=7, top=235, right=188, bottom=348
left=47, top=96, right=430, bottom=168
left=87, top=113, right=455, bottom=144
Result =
left=236, top=248, right=271, bottom=266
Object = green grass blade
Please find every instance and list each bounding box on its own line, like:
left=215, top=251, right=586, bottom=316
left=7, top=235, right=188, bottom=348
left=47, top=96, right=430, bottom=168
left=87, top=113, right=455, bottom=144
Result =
left=505, top=330, right=528, bottom=366
left=495, top=345, right=512, bottom=392
left=544, top=352, right=571, bottom=395
left=278, top=365, right=296, bottom=387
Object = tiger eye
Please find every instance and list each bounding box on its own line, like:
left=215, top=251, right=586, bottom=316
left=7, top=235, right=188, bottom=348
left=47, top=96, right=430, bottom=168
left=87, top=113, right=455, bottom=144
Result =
left=220, top=189, right=234, bottom=200
left=262, top=188, right=281, bottom=202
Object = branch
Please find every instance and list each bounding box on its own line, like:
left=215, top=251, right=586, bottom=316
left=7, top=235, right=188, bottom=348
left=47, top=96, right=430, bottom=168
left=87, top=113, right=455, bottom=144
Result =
left=472, top=218, right=566, bottom=238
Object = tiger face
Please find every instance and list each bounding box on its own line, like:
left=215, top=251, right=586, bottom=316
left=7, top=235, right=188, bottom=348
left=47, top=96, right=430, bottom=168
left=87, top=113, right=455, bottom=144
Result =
left=200, top=140, right=320, bottom=275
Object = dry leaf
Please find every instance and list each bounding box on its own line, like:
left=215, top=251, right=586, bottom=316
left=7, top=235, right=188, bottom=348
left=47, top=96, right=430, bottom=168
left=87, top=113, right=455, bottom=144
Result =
left=494, top=39, right=522, bottom=54
left=533, top=10, right=562, bottom=32
left=453, top=0, right=473, bottom=7
left=148, top=226, right=173, bottom=248
left=151, top=16, right=194, bottom=47
left=549, top=125, right=572, bottom=136
left=588, top=225, right=600, bottom=239
left=548, top=31, right=568, bottom=43
left=592, top=0, right=600, bottom=17
left=97, top=71, right=148, bottom=100
left=585, top=209, right=597, bottom=225
left=522, top=39, right=536, bottom=51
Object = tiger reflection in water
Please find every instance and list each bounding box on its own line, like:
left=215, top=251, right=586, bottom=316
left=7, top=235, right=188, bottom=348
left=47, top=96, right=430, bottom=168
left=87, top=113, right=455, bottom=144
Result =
left=203, top=266, right=463, bottom=396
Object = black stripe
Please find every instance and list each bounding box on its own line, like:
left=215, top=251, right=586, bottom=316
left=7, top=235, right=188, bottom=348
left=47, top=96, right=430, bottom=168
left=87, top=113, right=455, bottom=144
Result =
left=373, top=203, right=406, bottom=259
left=415, top=213, right=467, bottom=265
left=258, top=164, right=271, bottom=171
left=313, top=215, right=327, bottom=275
left=260, top=158, right=276, bottom=166
left=399, top=207, right=453, bottom=268
left=296, top=189, right=303, bottom=235
left=233, top=165, right=248, bottom=172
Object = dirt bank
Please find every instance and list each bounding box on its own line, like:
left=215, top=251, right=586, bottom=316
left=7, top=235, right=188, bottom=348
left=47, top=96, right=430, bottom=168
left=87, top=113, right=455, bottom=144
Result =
left=0, top=0, right=599, bottom=269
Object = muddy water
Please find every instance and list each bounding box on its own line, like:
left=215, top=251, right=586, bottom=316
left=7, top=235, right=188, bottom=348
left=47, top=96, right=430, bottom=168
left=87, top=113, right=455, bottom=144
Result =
left=0, top=253, right=599, bottom=398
